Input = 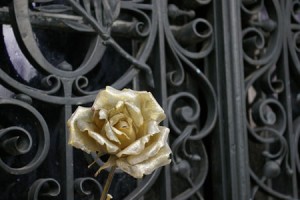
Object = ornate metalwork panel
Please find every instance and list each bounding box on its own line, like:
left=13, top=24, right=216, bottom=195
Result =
left=242, top=0, right=300, bottom=199
left=0, top=0, right=299, bottom=200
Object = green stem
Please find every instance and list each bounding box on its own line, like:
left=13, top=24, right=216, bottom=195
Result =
left=100, top=166, right=116, bottom=200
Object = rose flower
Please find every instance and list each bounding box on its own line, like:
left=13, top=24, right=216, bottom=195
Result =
left=67, top=86, right=171, bottom=178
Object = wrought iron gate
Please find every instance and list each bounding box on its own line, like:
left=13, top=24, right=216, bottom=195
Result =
left=0, top=0, right=299, bottom=199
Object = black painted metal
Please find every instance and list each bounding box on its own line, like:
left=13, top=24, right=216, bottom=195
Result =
left=0, top=0, right=299, bottom=199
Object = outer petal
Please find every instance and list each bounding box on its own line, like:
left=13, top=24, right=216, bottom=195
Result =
left=67, top=106, right=100, bottom=153
left=137, top=92, right=166, bottom=123
left=127, top=127, right=169, bottom=165
left=146, top=121, right=161, bottom=135
left=92, top=86, right=139, bottom=110
left=116, top=145, right=172, bottom=178
left=136, top=120, right=160, bottom=138
left=74, top=108, right=120, bottom=154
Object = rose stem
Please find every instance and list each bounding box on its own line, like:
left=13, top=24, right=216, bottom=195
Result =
left=100, top=165, right=117, bottom=200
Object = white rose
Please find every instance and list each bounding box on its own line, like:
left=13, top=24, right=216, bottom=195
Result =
left=67, top=86, right=171, bottom=178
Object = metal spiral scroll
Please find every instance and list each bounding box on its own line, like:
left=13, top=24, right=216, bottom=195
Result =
left=162, top=0, right=217, bottom=198
left=0, top=98, right=50, bottom=175
left=242, top=0, right=295, bottom=198
left=74, top=177, right=102, bottom=199
left=168, top=93, right=210, bottom=200
left=28, top=178, right=61, bottom=200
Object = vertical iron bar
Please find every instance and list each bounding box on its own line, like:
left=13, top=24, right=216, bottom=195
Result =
left=281, top=0, right=298, bottom=198
left=62, top=79, right=74, bottom=200
left=209, top=0, right=230, bottom=199
left=213, top=0, right=251, bottom=199
left=153, top=0, right=171, bottom=199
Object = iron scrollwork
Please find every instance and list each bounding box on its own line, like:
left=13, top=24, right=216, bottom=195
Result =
left=74, top=177, right=102, bottom=199
left=0, top=0, right=217, bottom=199
left=242, top=0, right=300, bottom=199
left=162, top=0, right=217, bottom=199
left=0, top=98, right=50, bottom=175
left=28, top=178, right=61, bottom=200
left=168, top=93, right=209, bottom=200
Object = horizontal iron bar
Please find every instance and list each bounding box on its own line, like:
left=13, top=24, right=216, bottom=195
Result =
left=0, top=7, right=82, bottom=30
left=0, top=6, right=143, bottom=38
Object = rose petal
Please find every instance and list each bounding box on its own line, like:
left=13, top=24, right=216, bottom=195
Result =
left=92, top=111, right=105, bottom=129
left=107, top=101, right=126, bottom=118
left=99, top=109, right=108, bottom=120
left=92, top=86, right=138, bottom=111
left=104, top=122, right=121, bottom=144
left=77, top=120, right=99, bottom=132
left=146, top=121, right=160, bottom=135
left=112, top=118, right=137, bottom=149
left=125, top=102, right=144, bottom=127
left=127, top=127, right=170, bottom=165
left=109, top=113, right=126, bottom=126
left=112, top=126, right=137, bottom=149
left=73, top=109, right=120, bottom=153
left=115, top=120, right=129, bottom=129
left=137, top=120, right=160, bottom=138
left=117, top=121, right=160, bottom=157
left=116, top=145, right=172, bottom=178
left=98, top=109, right=126, bottom=145
left=87, top=130, right=120, bottom=153
left=93, top=87, right=165, bottom=124
left=137, top=91, right=166, bottom=123
left=117, top=117, right=133, bottom=134
left=116, top=133, right=156, bottom=157
left=116, top=100, right=125, bottom=109
left=67, top=106, right=100, bottom=153
left=111, top=126, right=130, bottom=139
